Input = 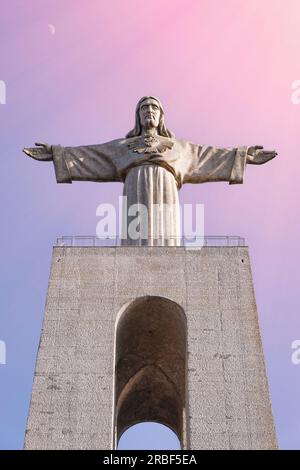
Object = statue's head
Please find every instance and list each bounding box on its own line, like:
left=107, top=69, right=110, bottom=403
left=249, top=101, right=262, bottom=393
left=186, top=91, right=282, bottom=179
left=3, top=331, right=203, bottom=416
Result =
left=126, top=96, right=175, bottom=138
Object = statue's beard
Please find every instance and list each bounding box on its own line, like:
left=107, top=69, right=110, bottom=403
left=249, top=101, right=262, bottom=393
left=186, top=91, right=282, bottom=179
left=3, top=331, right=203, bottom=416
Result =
left=144, top=117, right=157, bottom=129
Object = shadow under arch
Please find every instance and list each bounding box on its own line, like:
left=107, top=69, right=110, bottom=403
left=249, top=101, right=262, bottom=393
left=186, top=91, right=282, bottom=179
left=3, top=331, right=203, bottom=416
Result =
left=113, top=296, right=188, bottom=449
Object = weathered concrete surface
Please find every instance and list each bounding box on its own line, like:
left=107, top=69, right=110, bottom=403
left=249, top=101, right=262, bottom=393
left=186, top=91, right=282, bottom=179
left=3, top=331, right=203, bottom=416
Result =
left=24, top=246, right=277, bottom=450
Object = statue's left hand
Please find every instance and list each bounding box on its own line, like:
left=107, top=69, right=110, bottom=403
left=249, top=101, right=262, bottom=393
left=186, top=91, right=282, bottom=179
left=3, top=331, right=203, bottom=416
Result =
left=247, top=146, right=277, bottom=165
left=23, top=142, right=53, bottom=161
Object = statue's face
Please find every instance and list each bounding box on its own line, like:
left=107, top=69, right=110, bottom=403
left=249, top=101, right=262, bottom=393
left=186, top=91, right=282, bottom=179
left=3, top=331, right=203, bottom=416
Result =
left=139, top=98, right=161, bottom=129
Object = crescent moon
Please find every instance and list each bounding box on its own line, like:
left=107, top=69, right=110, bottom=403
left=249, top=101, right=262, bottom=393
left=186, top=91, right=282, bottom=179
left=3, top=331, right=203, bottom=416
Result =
left=48, top=24, right=56, bottom=36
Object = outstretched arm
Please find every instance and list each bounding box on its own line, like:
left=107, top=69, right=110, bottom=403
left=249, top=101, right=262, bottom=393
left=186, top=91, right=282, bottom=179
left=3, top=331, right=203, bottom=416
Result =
left=23, top=142, right=120, bottom=183
left=183, top=144, right=277, bottom=185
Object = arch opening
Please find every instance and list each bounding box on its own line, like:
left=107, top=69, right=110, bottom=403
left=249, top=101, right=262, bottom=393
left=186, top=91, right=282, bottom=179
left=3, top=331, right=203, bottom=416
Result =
left=117, top=422, right=181, bottom=450
left=114, top=296, right=187, bottom=449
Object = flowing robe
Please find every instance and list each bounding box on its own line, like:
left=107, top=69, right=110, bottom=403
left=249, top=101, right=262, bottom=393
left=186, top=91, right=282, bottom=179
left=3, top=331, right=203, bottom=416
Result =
left=51, top=136, right=248, bottom=245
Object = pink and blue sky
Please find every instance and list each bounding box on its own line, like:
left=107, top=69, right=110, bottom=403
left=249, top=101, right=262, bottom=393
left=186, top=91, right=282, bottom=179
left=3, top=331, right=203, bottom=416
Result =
left=0, top=0, right=300, bottom=449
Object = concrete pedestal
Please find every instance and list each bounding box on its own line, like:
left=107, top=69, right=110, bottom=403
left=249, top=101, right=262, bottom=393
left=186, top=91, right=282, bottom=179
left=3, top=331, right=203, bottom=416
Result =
left=25, top=246, right=277, bottom=449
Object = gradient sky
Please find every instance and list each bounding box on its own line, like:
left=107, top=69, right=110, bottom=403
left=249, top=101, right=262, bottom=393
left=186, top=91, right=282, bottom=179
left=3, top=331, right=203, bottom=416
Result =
left=0, top=0, right=300, bottom=450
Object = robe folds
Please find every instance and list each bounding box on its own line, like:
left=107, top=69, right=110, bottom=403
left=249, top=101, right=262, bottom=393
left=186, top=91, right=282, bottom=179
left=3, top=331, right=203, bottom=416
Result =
left=51, top=137, right=248, bottom=245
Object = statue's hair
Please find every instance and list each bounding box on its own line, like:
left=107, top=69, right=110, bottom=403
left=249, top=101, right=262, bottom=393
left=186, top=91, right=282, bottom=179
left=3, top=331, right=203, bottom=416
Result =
left=126, top=96, right=175, bottom=138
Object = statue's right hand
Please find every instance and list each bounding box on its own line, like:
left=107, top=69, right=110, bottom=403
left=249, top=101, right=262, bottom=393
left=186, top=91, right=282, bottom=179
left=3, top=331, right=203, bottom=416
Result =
left=23, top=142, right=53, bottom=161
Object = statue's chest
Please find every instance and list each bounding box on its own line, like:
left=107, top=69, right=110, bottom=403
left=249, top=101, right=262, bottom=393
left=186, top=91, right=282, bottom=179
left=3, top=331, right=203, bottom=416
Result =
left=127, top=136, right=174, bottom=155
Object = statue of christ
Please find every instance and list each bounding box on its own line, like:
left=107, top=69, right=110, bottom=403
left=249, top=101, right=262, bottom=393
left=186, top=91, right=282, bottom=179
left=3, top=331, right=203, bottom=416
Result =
left=24, top=96, right=277, bottom=245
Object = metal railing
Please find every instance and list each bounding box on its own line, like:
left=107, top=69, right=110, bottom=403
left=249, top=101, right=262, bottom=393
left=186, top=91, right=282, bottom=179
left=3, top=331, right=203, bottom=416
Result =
left=55, top=235, right=246, bottom=247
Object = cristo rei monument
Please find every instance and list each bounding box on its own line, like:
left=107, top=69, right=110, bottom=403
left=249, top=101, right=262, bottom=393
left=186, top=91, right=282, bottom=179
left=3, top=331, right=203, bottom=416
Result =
left=23, top=96, right=277, bottom=449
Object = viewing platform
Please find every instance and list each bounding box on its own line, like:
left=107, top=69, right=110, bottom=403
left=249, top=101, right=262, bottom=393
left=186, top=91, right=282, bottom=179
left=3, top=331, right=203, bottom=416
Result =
left=55, top=235, right=246, bottom=248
